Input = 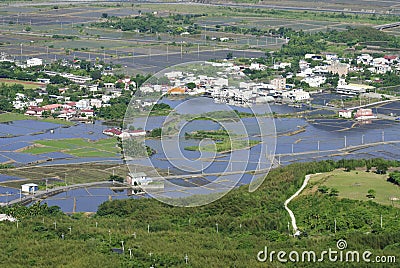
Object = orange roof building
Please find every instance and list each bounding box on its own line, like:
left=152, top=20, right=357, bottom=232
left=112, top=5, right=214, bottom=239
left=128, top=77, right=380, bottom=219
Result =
left=167, top=87, right=186, bottom=94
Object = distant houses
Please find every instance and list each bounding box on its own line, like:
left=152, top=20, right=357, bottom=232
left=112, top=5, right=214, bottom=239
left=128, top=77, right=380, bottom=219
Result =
left=354, top=108, right=377, bottom=121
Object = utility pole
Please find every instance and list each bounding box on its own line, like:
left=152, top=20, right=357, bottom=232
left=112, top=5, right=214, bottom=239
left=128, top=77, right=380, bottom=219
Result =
left=382, top=131, right=384, bottom=142
left=216, top=223, right=218, bottom=233
left=147, top=224, right=150, bottom=233
left=185, top=254, right=188, bottom=264
left=128, top=248, right=132, bottom=259
left=317, top=140, right=320, bottom=152
left=361, top=134, right=364, bottom=145
left=344, top=136, right=347, bottom=148
left=380, top=214, right=383, bottom=228
left=121, top=241, right=124, bottom=253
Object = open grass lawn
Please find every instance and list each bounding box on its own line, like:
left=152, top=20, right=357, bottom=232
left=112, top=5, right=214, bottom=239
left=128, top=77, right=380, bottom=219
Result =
left=0, top=78, right=44, bottom=89
left=307, top=170, right=400, bottom=207
left=23, top=138, right=120, bottom=158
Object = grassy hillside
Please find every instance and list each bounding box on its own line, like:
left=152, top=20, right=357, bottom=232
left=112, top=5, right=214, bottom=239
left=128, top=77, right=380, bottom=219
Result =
left=0, top=161, right=399, bottom=267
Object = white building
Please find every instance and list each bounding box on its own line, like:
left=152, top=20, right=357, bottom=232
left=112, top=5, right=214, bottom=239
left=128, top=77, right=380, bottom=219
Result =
left=270, top=77, right=286, bottom=90
left=75, top=99, right=91, bottom=109
left=21, top=183, right=38, bottom=194
left=339, top=110, right=352, bottom=119
left=282, top=89, right=310, bottom=102
left=26, top=58, right=43, bottom=67
left=336, top=79, right=375, bottom=95
left=126, top=172, right=152, bottom=186
left=301, top=76, right=326, bottom=87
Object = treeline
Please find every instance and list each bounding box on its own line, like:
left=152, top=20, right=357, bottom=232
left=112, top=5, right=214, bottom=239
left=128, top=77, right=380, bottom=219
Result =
left=97, top=158, right=400, bottom=233
left=388, top=171, right=400, bottom=185
left=0, top=202, right=62, bottom=219
left=94, top=13, right=203, bottom=35
left=326, top=26, right=400, bottom=48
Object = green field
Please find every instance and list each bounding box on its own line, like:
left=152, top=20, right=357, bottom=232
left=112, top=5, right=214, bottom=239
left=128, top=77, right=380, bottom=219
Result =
left=0, top=78, right=43, bottom=90
left=307, top=170, right=400, bottom=207
left=22, top=138, right=120, bottom=158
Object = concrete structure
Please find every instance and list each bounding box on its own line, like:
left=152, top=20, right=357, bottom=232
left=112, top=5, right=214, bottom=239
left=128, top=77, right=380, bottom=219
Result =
left=21, top=183, right=38, bottom=194
left=336, top=79, right=375, bottom=95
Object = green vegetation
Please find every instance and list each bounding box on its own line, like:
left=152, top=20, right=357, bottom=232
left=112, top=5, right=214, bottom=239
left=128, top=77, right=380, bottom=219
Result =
left=93, top=13, right=204, bottom=35
left=108, top=174, right=124, bottom=183
left=22, top=138, right=120, bottom=158
left=148, top=103, right=172, bottom=116
left=0, top=160, right=399, bottom=266
left=308, top=169, right=400, bottom=207
left=184, top=129, right=260, bottom=153
left=388, top=171, right=400, bottom=186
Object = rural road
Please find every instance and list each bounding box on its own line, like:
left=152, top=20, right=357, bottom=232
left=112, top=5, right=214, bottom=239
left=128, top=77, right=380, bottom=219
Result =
left=284, top=174, right=312, bottom=236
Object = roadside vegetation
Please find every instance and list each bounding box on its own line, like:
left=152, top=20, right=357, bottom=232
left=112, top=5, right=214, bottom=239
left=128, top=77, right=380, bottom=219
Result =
left=0, top=159, right=399, bottom=267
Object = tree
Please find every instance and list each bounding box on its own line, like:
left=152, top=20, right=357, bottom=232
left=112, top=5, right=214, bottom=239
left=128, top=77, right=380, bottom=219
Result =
left=102, top=13, right=108, bottom=19
left=318, top=185, right=329, bottom=194
left=186, top=82, right=196, bottom=90
left=329, top=188, right=339, bottom=196
left=108, top=175, right=124, bottom=183
left=226, top=52, right=233, bottom=60
left=46, top=84, right=60, bottom=96
left=90, top=70, right=102, bottom=80
left=367, top=189, right=376, bottom=199
left=376, top=162, right=388, bottom=174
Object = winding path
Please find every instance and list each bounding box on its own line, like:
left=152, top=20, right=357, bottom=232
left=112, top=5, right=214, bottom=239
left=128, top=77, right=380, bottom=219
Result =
left=284, top=174, right=312, bottom=235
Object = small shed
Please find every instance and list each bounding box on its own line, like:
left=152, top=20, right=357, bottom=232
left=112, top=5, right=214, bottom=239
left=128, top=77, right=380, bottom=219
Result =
left=126, top=172, right=152, bottom=186
left=21, top=183, right=38, bottom=194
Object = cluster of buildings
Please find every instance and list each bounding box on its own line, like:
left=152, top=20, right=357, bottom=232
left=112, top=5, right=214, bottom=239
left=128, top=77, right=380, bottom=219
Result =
left=339, top=108, right=377, bottom=120
left=139, top=61, right=311, bottom=106
left=356, top=54, right=399, bottom=74
left=23, top=101, right=94, bottom=120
